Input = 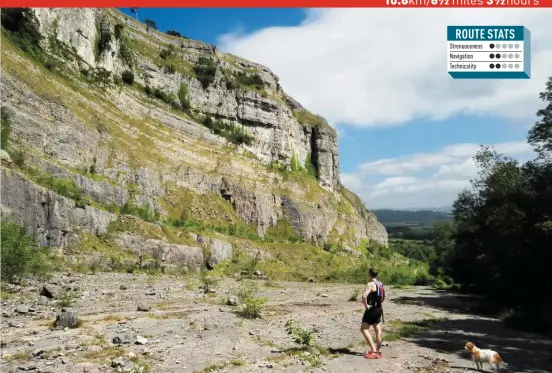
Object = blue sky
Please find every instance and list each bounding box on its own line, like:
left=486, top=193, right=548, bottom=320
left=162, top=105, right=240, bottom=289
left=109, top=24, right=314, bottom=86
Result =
left=119, top=8, right=305, bottom=43
left=119, top=8, right=550, bottom=209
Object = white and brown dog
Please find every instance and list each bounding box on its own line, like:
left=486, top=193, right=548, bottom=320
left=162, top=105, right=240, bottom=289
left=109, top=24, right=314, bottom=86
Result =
left=464, top=342, right=504, bottom=371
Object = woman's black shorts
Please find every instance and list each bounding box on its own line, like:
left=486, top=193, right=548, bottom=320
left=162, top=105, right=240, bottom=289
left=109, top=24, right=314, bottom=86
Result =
left=362, top=306, right=382, bottom=325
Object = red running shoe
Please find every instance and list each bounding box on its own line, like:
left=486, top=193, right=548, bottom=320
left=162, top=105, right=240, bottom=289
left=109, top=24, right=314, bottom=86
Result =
left=376, top=351, right=383, bottom=358
left=364, top=351, right=379, bottom=359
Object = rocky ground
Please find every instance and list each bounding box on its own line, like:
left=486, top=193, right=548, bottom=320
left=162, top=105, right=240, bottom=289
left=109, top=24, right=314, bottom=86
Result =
left=1, top=272, right=551, bottom=373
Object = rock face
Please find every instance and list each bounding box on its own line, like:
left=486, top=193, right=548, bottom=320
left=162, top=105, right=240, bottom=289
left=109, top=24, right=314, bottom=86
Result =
left=26, top=8, right=340, bottom=188
left=114, top=234, right=205, bottom=272
left=0, top=8, right=388, bottom=262
left=0, top=168, right=116, bottom=248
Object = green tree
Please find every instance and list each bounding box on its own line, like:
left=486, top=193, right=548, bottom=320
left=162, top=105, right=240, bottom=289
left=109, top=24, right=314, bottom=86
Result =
left=1, top=107, right=12, bottom=150
left=451, top=148, right=526, bottom=295
left=429, top=221, right=454, bottom=278
left=144, top=18, right=157, bottom=32
left=178, top=83, right=191, bottom=111
left=193, top=57, right=217, bottom=89
left=528, top=77, right=552, bottom=159
left=166, top=30, right=181, bottom=37
left=1, top=219, right=51, bottom=283
left=130, top=8, right=138, bottom=20
left=1, top=8, right=42, bottom=54
left=445, top=77, right=552, bottom=335
left=121, top=70, right=134, bottom=85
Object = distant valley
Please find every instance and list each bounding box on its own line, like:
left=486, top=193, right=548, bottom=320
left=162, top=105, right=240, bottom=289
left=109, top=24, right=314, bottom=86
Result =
left=372, top=208, right=452, bottom=227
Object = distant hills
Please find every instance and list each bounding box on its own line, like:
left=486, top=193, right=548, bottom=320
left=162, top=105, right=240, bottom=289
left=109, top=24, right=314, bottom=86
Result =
left=399, top=206, right=452, bottom=212
left=372, top=209, right=452, bottom=227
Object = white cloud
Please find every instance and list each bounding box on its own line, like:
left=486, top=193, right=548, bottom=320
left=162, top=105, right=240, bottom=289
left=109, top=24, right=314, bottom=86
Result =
left=341, top=141, right=536, bottom=209
left=219, top=9, right=552, bottom=127
left=373, top=177, right=416, bottom=189
left=357, top=141, right=533, bottom=176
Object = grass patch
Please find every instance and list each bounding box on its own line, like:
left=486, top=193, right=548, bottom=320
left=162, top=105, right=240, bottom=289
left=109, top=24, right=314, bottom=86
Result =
left=127, top=37, right=193, bottom=76
left=265, top=218, right=300, bottom=243
left=57, top=290, right=77, bottom=308
left=76, top=348, right=145, bottom=373
left=2, top=350, right=32, bottom=362
left=80, top=333, right=108, bottom=347
left=226, top=70, right=265, bottom=92
left=263, top=280, right=283, bottom=288
left=68, top=234, right=138, bottom=273
left=385, top=319, right=442, bottom=341
left=107, top=215, right=196, bottom=247
left=195, top=362, right=229, bottom=373
left=120, top=201, right=159, bottom=223
left=201, top=116, right=254, bottom=146
left=292, top=109, right=329, bottom=128
left=415, top=359, right=451, bottom=373
left=146, top=311, right=190, bottom=319
left=21, top=167, right=90, bottom=208
left=102, top=314, right=123, bottom=322
left=215, top=244, right=431, bottom=287
left=230, top=358, right=246, bottom=366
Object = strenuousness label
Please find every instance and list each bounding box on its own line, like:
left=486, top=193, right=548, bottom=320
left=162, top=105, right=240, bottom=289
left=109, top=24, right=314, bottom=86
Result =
left=447, top=26, right=531, bottom=79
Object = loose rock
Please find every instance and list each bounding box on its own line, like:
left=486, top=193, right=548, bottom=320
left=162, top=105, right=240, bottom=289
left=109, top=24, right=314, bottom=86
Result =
left=135, top=336, right=148, bottom=345
left=54, top=308, right=80, bottom=329
left=137, top=304, right=151, bottom=312
left=227, top=296, right=238, bottom=306
left=40, top=284, right=62, bottom=299
left=15, top=305, right=30, bottom=314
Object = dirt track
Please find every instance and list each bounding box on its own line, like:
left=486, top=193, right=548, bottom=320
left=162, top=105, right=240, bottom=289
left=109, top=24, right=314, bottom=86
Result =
left=1, top=273, right=551, bottom=373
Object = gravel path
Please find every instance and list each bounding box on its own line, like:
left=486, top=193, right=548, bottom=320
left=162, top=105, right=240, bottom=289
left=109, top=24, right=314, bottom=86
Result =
left=1, top=273, right=551, bottom=373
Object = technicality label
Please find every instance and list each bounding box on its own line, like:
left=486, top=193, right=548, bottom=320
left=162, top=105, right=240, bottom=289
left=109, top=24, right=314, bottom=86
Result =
left=447, top=26, right=531, bottom=79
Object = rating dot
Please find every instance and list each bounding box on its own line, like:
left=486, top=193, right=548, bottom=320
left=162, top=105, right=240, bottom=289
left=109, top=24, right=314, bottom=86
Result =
left=489, top=63, right=495, bottom=69
left=502, top=43, right=507, bottom=48
left=515, top=43, right=519, bottom=49
left=490, top=43, right=495, bottom=49
left=508, top=63, right=513, bottom=69
left=508, top=43, right=513, bottom=49
left=489, top=53, right=495, bottom=59
left=502, top=53, right=507, bottom=58
left=496, top=63, right=501, bottom=69
left=515, top=63, right=520, bottom=68
left=508, top=53, right=513, bottom=59
left=496, top=54, right=501, bottom=59
left=515, top=53, right=520, bottom=59
left=496, top=44, right=501, bottom=49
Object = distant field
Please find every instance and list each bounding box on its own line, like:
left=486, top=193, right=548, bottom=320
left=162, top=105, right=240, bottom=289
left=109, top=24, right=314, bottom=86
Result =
left=372, top=209, right=452, bottom=240
left=373, top=209, right=452, bottom=227
left=383, top=221, right=431, bottom=227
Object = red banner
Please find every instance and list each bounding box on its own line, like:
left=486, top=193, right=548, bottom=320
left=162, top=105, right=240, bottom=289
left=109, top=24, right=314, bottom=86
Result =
left=0, top=0, right=549, bottom=9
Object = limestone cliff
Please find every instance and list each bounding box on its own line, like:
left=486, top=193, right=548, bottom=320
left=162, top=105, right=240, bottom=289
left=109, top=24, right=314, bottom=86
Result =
left=0, top=8, right=387, bottom=268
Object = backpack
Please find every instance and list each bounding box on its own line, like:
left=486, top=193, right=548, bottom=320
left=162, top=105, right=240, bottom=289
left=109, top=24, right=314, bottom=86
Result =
left=373, top=279, right=385, bottom=306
